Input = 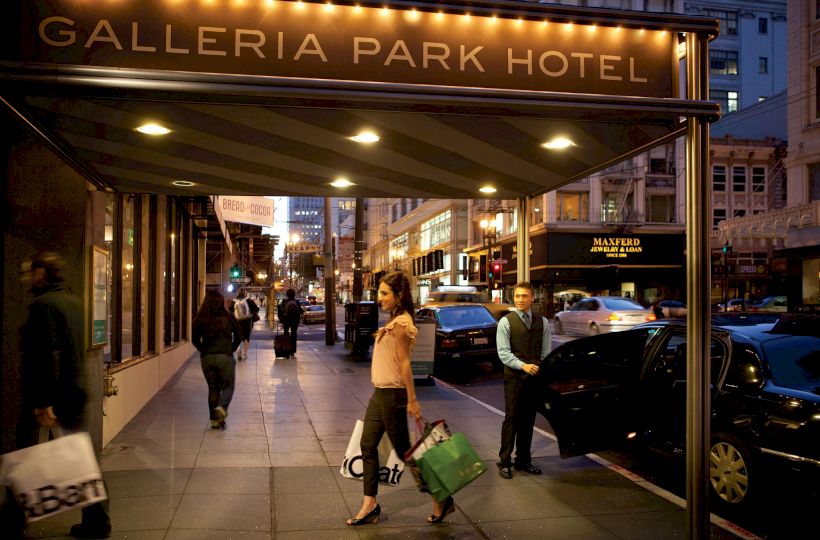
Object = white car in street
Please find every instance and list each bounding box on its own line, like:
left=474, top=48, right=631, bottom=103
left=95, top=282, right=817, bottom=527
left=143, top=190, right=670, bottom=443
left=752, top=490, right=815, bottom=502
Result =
left=554, top=296, right=654, bottom=336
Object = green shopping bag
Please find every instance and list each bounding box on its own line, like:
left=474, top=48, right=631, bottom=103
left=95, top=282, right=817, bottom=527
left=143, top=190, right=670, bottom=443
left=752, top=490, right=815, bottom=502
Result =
left=417, top=432, right=487, bottom=502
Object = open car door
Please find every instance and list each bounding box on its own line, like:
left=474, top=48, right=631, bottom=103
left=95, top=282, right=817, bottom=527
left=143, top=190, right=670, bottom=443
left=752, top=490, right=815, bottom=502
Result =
left=539, top=329, right=652, bottom=458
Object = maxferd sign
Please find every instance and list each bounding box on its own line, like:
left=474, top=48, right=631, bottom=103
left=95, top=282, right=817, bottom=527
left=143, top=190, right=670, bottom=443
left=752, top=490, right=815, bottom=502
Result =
left=11, top=0, right=677, bottom=98
left=546, top=232, right=684, bottom=266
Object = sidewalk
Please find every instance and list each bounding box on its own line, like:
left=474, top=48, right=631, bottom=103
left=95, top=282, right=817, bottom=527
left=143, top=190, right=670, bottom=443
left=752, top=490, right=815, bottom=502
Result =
left=24, top=318, right=743, bottom=539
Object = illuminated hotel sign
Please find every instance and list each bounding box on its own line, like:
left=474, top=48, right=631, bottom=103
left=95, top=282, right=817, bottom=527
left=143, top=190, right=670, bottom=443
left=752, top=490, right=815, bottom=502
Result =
left=589, top=237, right=643, bottom=258
left=11, top=0, right=678, bottom=98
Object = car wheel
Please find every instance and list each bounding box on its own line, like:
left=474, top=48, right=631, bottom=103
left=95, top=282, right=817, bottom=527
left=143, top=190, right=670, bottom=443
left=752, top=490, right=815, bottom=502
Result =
left=554, top=319, right=564, bottom=335
left=589, top=323, right=599, bottom=336
left=709, top=433, right=753, bottom=509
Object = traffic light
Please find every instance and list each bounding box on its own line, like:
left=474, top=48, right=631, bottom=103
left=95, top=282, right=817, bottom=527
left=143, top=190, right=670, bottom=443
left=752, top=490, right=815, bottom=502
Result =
left=722, top=242, right=732, bottom=254
left=230, top=264, right=241, bottom=278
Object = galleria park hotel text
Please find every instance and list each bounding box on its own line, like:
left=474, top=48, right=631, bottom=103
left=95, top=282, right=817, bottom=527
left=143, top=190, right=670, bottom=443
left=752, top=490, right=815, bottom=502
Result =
left=38, top=17, right=652, bottom=83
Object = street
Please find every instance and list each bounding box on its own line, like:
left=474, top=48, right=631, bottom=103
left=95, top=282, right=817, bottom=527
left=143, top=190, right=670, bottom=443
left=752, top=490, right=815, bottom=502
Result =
left=290, top=310, right=818, bottom=540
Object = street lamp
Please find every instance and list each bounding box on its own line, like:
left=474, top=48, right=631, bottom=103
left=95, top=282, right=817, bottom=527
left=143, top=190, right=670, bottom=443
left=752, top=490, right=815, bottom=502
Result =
left=480, top=218, right=499, bottom=290
left=288, top=233, right=300, bottom=290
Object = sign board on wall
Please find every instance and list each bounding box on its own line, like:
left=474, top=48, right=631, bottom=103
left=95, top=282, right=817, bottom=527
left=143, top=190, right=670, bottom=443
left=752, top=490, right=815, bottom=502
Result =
left=411, top=320, right=436, bottom=377
left=15, top=1, right=677, bottom=99
left=287, top=243, right=322, bottom=254
left=545, top=233, right=685, bottom=266
left=216, top=196, right=274, bottom=227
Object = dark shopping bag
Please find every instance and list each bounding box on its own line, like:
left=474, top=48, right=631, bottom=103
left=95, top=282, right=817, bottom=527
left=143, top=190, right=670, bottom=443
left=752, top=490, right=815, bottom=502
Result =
left=403, top=419, right=451, bottom=493
left=417, top=432, right=487, bottom=502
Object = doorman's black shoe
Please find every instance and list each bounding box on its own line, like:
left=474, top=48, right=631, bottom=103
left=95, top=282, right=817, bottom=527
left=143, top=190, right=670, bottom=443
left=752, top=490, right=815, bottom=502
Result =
left=514, top=463, right=542, bottom=475
left=70, top=522, right=111, bottom=539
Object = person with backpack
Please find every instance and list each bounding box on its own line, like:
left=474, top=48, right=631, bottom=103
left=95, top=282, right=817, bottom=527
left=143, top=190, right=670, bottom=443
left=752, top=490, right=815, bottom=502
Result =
left=230, top=288, right=258, bottom=361
left=278, top=289, right=303, bottom=358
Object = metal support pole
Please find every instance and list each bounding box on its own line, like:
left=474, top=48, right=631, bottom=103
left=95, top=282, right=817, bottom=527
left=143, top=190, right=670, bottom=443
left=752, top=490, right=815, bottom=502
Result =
left=324, top=197, right=336, bottom=345
left=685, top=31, right=712, bottom=540
left=516, top=197, right=530, bottom=284
left=353, top=197, right=364, bottom=302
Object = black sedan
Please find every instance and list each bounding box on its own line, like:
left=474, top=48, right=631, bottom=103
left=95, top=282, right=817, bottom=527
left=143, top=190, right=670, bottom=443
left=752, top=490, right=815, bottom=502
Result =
left=538, top=314, right=819, bottom=511
left=415, top=304, right=499, bottom=375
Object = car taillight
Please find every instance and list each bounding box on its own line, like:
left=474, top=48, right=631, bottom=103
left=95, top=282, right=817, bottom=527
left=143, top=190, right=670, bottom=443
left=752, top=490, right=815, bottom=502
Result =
left=646, top=314, right=656, bottom=321
left=608, top=314, right=622, bottom=321
left=441, top=338, right=459, bottom=348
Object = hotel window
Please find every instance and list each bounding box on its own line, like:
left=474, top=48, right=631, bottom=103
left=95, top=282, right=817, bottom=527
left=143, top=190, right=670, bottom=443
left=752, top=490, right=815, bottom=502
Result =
left=816, top=67, right=820, bottom=121
left=733, top=209, right=746, bottom=218
left=713, top=208, right=727, bottom=229
left=710, top=50, right=738, bottom=76
left=646, top=193, right=675, bottom=223
left=759, top=57, right=768, bottom=74
left=556, top=192, right=589, bottom=221
left=121, top=195, right=135, bottom=359
left=752, top=167, right=766, bottom=193
left=103, top=196, right=114, bottom=362
left=758, top=17, right=768, bottom=34
left=712, top=90, right=739, bottom=114
left=732, top=166, right=747, bottom=192
left=810, top=162, right=820, bottom=201
left=713, top=165, right=727, bottom=192
left=703, top=8, right=737, bottom=35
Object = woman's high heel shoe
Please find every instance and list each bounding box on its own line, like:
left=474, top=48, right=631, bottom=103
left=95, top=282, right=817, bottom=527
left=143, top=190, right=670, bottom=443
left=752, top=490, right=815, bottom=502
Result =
left=427, top=496, right=455, bottom=524
left=346, top=504, right=381, bottom=526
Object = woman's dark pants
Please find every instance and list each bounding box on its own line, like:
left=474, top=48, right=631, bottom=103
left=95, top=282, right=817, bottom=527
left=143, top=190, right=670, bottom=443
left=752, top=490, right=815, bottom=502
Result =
left=200, top=354, right=236, bottom=419
left=360, top=388, right=410, bottom=497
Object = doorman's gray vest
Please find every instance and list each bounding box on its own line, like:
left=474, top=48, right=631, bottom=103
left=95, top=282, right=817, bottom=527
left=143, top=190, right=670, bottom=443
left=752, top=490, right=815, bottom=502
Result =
left=504, top=312, right=543, bottom=378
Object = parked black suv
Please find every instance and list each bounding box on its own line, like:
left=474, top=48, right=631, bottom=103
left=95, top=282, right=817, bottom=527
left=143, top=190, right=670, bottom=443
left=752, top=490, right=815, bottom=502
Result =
left=538, top=314, right=819, bottom=510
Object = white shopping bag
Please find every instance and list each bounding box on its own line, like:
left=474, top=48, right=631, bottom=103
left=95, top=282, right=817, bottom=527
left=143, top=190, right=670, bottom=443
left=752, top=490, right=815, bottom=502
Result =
left=409, top=420, right=451, bottom=461
left=339, top=420, right=405, bottom=485
left=0, top=432, right=107, bottom=524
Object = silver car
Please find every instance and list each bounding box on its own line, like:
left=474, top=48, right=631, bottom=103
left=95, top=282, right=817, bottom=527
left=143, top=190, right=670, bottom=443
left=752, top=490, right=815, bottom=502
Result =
left=554, top=296, right=653, bottom=336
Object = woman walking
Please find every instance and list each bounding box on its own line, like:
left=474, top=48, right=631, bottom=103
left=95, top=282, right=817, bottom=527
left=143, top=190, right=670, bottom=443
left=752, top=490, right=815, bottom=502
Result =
left=345, top=271, right=455, bottom=526
left=193, top=289, right=242, bottom=429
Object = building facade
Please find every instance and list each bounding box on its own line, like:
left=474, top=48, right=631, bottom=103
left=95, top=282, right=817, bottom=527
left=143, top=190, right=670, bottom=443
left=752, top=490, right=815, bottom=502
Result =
left=365, top=198, right=469, bottom=303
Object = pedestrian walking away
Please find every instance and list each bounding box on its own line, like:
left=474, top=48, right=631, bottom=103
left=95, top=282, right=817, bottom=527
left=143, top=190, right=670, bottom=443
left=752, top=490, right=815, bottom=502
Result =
left=11, top=251, right=112, bottom=539
left=278, top=288, right=303, bottom=358
left=497, top=282, right=552, bottom=480
left=345, top=271, right=456, bottom=527
left=230, top=287, right=258, bottom=361
left=193, top=289, right=242, bottom=429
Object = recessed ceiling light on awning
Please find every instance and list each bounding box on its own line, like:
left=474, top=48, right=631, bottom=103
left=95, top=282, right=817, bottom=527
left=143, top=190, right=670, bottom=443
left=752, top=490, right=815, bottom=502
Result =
left=172, top=180, right=195, bottom=187
left=330, top=177, right=355, bottom=188
left=136, top=123, right=171, bottom=136
left=542, top=137, right=576, bottom=150
left=479, top=186, right=497, bottom=194
left=350, top=131, right=380, bottom=144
